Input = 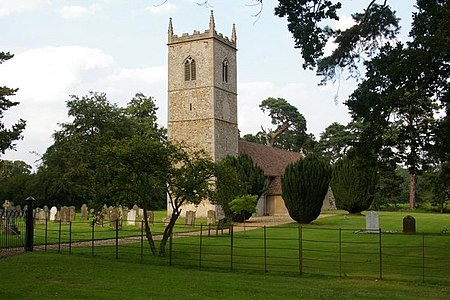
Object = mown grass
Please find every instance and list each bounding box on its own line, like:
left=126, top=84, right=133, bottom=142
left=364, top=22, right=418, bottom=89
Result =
left=1, top=252, right=450, bottom=300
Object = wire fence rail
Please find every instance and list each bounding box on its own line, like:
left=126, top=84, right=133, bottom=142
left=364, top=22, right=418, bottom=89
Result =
left=11, top=217, right=448, bottom=285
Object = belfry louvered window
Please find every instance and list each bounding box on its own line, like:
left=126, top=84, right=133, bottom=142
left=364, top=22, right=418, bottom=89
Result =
left=184, top=57, right=196, bottom=81
left=222, top=58, right=228, bottom=83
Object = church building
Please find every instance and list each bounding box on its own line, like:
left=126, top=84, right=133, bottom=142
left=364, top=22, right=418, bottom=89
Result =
left=166, top=12, right=314, bottom=218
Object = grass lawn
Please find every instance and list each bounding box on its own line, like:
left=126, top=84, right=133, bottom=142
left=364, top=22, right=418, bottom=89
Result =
left=1, top=252, right=450, bottom=300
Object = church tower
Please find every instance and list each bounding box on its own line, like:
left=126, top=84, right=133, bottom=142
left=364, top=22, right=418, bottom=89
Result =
left=167, top=11, right=238, bottom=162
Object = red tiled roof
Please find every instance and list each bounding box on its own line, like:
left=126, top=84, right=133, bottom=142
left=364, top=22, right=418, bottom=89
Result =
left=238, top=140, right=303, bottom=177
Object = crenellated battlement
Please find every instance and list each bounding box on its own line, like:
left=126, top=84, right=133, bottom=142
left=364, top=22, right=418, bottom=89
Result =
left=168, top=11, right=236, bottom=48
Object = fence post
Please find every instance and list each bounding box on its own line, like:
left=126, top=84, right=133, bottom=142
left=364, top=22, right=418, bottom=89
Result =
left=45, top=217, right=48, bottom=252
left=264, top=226, right=267, bottom=273
left=169, top=232, right=173, bottom=266
left=379, top=228, right=382, bottom=280
left=230, top=224, right=234, bottom=271
left=25, top=196, right=36, bottom=251
left=69, top=221, right=72, bottom=254
left=339, top=228, right=342, bottom=277
left=58, top=219, right=62, bottom=253
left=91, top=220, right=95, bottom=257
left=298, top=225, right=303, bottom=275
left=199, top=224, right=203, bottom=268
left=422, top=232, right=425, bottom=283
left=141, top=220, right=144, bottom=261
left=115, top=218, right=119, bottom=259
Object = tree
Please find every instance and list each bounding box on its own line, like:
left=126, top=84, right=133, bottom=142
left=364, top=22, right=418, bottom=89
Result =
left=316, top=122, right=358, bottom=164
left=259, top=97, right=307, bottom=148
left=432, top=162, right=450, bottom=213
left=0, top=52, right=26, bottom=155
left=99, top=136, right=173, bottom=256
left=229, top=194, right=258, bottom=229
left=330, top=153, right=377, bottom=214
left=0, top=159, right=35, bottom=205
left=162, top=148, right=215, bottom=255
left=214, top=154, right=266, bottom=221
left=281, top=154, right=331, bottom=223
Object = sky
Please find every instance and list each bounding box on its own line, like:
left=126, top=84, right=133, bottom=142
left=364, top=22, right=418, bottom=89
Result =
left=0, top=0, right=414, bottom=170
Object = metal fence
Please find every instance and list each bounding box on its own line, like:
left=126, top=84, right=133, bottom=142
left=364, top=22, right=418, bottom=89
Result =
left=29, top=219, right=450, bottom=285
left=0, top=209, right=26, bottom=256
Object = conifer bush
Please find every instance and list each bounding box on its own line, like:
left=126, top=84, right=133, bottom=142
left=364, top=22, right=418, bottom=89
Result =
left=330, top=154, right=377, bottom=214
left=281, top=154, right=331, bottom=223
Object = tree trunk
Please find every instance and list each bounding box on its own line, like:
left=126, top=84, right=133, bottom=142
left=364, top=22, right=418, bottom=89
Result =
left=158, top=209, right=180, bottom=256
left=143, top=208, right=157, bottom=256
left=409, top=174, right=416, bottom=210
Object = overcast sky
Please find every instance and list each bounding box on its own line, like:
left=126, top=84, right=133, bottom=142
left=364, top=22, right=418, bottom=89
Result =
left=0, top=0, right=414, bottom=169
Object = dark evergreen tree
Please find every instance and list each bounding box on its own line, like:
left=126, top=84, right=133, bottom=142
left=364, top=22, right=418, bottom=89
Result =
left=331, top=153, right=378, bottom=214
left=281, top=154, right=331, bottom=223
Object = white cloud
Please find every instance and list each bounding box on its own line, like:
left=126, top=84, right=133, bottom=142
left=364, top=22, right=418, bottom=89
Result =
left=335, top=15, right=355, bottom=31
left=59, top=4, right=101, bottom=19
left=0, top=0, right=50, bottom=16
left=144, top=3, right=177, bottom=15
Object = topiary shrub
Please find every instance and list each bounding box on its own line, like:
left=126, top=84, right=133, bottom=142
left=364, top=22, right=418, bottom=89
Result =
left=281, top=154, right=331, bottom=223
left=330, top=154, right=377, bottom=214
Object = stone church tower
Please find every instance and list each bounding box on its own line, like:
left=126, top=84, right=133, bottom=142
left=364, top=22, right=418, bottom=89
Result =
left=167, top=12, right=238, bottom=217
left=167, top=11, right=238, bottom=162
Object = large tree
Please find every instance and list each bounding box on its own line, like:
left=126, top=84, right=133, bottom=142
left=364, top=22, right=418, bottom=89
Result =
left=0, top=52, right=26, bottom=155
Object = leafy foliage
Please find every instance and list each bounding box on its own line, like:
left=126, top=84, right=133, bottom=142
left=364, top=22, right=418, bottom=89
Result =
left=330, top=153, right=377, bottom=214
left=229, top=194, right=258, bottom=221
left=281, top=154, right=331, bottom=223
left=0, top=52, right=26, bottom=154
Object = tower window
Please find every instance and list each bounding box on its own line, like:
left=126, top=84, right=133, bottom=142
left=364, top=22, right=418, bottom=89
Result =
left=222, top=59, right=228, bottom=83
left=184, top=57, right=196, bottom=81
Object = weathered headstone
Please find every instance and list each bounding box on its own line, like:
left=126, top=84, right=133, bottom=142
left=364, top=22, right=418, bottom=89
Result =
left=43, top=205, right=49, bottom=219
left=207, top=210, right=216, bottom=225
left=80, top=204, right=89, bottom=220
left=2, top=200, right=10, bottom=210
left=132, top=204, right=139, bottom=216
left=50, top=206, right=57, bottom=221
left=122, top=209, right=129, bottom=221
left=127, top=209, right=136, bottom=226
left=102, top=204, right=108, bottom=219
left=403, top=215, right=416, bottom=234
left=69, top=206, right=76, bottom=221
left=38, top=208, right=47, bottom=225
left=60, top=206, right=69, bottom=223
left=147, top=210, right=154, bottom=224
left=366, top=211, right=379, bottom=233
left=185, top=210, right=196, bottom=226
left=110, top=208, right=121, bottom=230
left=138, top=208, right=143, bottom=217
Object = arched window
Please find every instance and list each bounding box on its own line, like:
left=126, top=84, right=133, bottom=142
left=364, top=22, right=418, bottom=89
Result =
left=184, top=57, right=196, bottom=81
left=222, top=58, right=228, bottom=83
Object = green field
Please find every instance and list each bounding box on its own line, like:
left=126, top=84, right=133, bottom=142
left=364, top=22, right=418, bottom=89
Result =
left=1, top=252, right=450, bottom=299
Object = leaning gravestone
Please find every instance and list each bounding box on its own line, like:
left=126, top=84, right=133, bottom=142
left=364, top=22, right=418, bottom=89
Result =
left=185, top=210, right=195, bottom=226
left=366, top=211, right=379, bottom=233
left=132, top=204, right=139, bottom=216
left=207, top=210, right=216, bottom=225
left=403, top=215, right=416, bottom=234
left=80, top=204, right=89, bottom=221
left=50, top=206, right=57, bottom=221
left=127, top=210, right=136, bottom=226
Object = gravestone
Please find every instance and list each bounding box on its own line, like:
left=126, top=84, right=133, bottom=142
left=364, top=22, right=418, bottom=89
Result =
left=69, top=206, right=76, bottom=221
left=122, top=209, right=128, bottom=221
left=60, top=206, right=70, bottom=223
left=132, top=204, right=139, bottom=216
left=147, top=210, right=154, bottom=224
left=2, top=200, right=10, bottom=210
left=127, top=209, right=136, bottom=226
left=185, top=210, right=195, bottom=226
left=403, top=215, right=416, bottom=234
left=102, top=204, right=108, bottom=219
left=38, top=208, right=47, bottom=225
left=55, top=210, right=61, bottom=222
left=50, top=206, right=57, bottom=221
left=138, top=208, right=143, bottom=217
left=15, top=205, right=22, bottom=214
left=108, top=206, right=114, bottom=220
left=43, top=205, right=49, bottom=219
left=366, top=211, right=379, bottom=233
left=80, top=204, right=89, bottom=220
left=110, top=208, right=121, bottom=230
left=207, top=210, right=216, bottom=225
